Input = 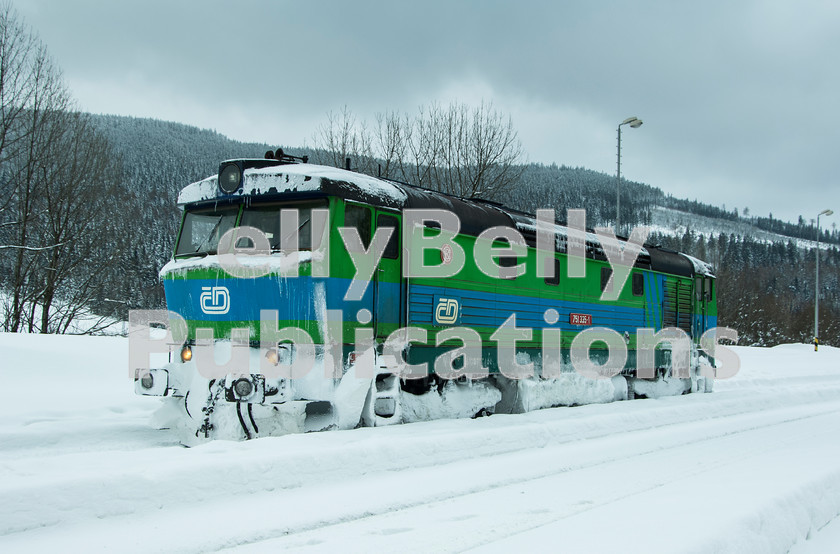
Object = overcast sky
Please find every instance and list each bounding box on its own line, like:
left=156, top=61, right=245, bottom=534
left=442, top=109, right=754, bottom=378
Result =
left=15, top=0, right=840, bottom=225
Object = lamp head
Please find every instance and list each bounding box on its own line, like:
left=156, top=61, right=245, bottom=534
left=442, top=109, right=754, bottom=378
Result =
left=819, top=209, right=834, bottom=217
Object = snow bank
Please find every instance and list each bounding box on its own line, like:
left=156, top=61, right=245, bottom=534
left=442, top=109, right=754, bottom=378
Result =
left=400, top=380, right=502, bottom=422
left=790, top=511, right=840, bottom=553
left=494, top=372, right=619, bottom=413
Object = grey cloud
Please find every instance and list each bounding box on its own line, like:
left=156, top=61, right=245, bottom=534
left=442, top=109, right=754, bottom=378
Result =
left=16, top=0, right=840, bottom=222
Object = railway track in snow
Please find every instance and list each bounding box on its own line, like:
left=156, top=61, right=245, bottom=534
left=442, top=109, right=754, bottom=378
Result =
left=1, top=374, right=839, bottom=552
left=1, top=339, right=839, bottom=553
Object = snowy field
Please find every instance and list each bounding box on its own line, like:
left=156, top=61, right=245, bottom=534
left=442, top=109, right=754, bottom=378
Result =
left=649, top=206, right=828, bottom=250
left=1, top=333, right=839, bottom=553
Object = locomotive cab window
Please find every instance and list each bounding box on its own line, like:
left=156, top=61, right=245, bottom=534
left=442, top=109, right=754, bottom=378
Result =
left=175, top=205, right=239, bottom=257
left=344, top=204, right=372, bottom=250
left=600, top=267, right=613, bottom=293
left=632, top=273, right=644, bottom=296
left=239, top=200, right=327, bottom=251
left=376, top=213, right=400, bottom=259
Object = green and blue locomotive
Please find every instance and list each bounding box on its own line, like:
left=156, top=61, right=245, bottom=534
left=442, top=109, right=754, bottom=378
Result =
left=135, top=150, right=718, bottom=443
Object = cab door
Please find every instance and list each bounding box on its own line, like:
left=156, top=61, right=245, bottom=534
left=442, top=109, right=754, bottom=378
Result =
left=373, top=210, right=402, bottom=339
left=693, top=276, right=707, bottom=338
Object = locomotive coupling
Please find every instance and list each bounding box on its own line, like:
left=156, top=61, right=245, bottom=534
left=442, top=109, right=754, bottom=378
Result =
left=224, top=374, right=266, bottom=403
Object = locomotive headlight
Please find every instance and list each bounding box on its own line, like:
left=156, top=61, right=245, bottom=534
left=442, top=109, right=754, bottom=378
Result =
left=233, top=378, right=253, bottom=398
left=140, top=372, right=154, bottom=389
left=265, top=348, right=279, bottom=365
left=180, top=345, right=193, bottom=362
left=218, top=163, right=242, bottom=194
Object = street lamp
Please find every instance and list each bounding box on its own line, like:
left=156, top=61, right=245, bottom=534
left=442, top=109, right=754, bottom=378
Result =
left=617, top=116, right=643, bottom=234
left=815, top=208, right=833, bottom=351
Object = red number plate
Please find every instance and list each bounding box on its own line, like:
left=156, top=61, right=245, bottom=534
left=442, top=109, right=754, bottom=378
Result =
left=569, top=313, right=592, bottom=326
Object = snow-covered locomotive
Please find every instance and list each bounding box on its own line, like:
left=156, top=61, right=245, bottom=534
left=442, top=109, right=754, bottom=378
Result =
left=135, top=150, right=718, bottom=444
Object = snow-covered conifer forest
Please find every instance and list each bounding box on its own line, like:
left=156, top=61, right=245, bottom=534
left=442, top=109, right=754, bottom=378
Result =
left=3, top=108, right=838, bottom=344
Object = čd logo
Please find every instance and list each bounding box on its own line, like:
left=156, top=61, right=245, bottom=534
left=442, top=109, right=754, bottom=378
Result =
left=200, top=286, right=230, bottom=315
left=434, top=296, right=460, bottom=325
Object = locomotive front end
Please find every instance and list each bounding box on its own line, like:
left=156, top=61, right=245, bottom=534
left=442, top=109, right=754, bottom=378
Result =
left=138, top=154, right=362, bottom=443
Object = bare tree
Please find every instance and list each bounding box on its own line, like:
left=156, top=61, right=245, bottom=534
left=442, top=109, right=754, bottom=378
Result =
left=35, top=112, right=120, bottom=333
left=0, top=4, right=124, bottom=334
left=0, top=3, right=73, bottom=331
left=311, top=105, right=376, bottom=174
left=312, top=101, right=524, bottom=200
left=373, top=109, right=410, bottom=179
left=0, top=2, right=39, bottom=168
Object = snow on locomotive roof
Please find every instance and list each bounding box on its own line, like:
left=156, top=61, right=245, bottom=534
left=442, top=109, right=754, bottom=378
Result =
left=175, top=160, right=715, bottom=278
left=513, top=220, right=651, bottom=258
left=178, top=174, right=219, bottom=205
left=682, top=253, right=715, bottom=277
left=177, top=163, right=407, bottom=206
left=175, top=160, right=513, bottom=236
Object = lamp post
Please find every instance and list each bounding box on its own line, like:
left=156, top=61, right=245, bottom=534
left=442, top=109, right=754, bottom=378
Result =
left=617, top=116, right=643, bottom=234
left=815, top=208, right=833, bottom=351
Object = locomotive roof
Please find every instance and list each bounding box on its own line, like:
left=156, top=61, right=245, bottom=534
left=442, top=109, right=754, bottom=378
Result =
left=178, top=162, right=514, bottom=236
left=177, top=161, right=713, bottom=278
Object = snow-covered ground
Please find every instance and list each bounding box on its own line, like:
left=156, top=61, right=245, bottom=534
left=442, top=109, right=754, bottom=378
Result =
left=1, top=332, right=839, bottom=553
left=649, top=206, right=830, bottom=250
left=0, top=292, right=126, bottom=336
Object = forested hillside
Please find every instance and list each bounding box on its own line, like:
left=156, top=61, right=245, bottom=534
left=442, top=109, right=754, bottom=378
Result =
left=3, top=113, right=838, bottom=346
left=84, top=115, right=275, bottom=312
left=651, top=230, right=840, bottom=346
